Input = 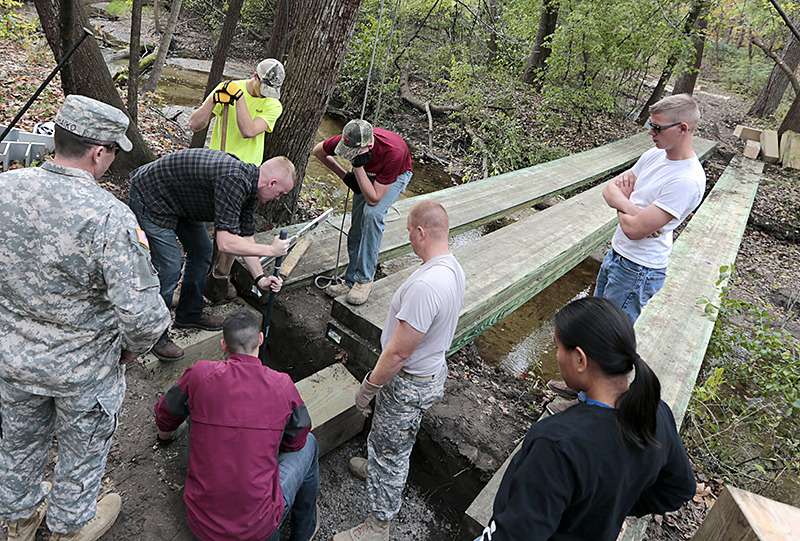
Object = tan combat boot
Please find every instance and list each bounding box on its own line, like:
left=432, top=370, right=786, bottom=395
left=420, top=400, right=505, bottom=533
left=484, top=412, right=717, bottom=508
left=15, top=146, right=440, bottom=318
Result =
left=332, top=514, right=390, bottom=541
left=325, top=282, right=351, bottom=298
left=348, top=457, right=367, bottom=481
left=7, top=482, right=50, bottom=541
left=346, top=282, right=373, bottom=305
left=49, top=493, right=121, bottom=541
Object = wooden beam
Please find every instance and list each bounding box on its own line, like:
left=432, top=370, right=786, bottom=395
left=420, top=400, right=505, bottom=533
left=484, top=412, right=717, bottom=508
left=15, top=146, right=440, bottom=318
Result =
left=692, top=486, right=800, bottom=540
left=461, top=157, right=762, bottom=540
left=760, top=129, right=780, bottom=164
left=240, top=135, right=716, bottom=292
left=617, top=156, right=762, bottom=541
left=295, top=363, right=364, bottom=457
left=331, top=182, right=619, bottom=356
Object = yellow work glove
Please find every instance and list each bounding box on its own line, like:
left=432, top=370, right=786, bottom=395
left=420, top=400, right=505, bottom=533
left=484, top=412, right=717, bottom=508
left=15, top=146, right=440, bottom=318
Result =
left=213, top=81, right=244, bottom=104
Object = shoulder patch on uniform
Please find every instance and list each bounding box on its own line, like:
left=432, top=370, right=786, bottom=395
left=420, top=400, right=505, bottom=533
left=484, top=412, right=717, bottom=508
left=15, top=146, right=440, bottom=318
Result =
left=136, top=228, right=150, bottom=249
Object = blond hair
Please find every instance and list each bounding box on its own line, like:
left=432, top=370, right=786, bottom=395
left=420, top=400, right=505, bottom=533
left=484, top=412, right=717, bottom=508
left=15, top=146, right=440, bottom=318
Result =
left=649, top=94, right=700, bottom=131
left=409, top=200, right=449, bottom=239
left=262, top=156, right=296, bottom=187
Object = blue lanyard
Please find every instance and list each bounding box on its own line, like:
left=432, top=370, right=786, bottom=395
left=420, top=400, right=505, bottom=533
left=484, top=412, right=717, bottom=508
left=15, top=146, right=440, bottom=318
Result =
left=578, top=391, right=613, bottom=409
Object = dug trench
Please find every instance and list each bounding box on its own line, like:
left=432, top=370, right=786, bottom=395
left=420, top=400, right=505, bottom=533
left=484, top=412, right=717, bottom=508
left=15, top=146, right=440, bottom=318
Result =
left=244, top=279, right=543, bottom=537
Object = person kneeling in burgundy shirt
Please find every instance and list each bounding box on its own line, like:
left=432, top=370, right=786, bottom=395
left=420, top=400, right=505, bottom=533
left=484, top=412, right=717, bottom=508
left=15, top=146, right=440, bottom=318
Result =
left=154, top=307, right=319, bottom=541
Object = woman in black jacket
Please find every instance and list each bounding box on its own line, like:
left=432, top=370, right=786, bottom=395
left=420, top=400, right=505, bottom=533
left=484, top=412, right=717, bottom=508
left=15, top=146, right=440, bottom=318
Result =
left=478, top=297, right=696, bottom=541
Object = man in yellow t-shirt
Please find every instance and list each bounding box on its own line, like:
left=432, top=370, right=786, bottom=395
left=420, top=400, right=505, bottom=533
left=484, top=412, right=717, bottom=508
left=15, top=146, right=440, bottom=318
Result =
left=189, top=58, right=284, bottom=165
left=189, top=59, right=285, bottom=301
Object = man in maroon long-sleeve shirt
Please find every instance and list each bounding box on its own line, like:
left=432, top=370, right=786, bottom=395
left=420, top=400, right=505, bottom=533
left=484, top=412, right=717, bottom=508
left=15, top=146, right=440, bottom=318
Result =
left=154, top=309, right=319, bottom=541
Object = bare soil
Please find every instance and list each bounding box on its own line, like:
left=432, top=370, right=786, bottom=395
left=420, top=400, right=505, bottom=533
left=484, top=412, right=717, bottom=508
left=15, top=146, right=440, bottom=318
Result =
left=2, top=4, right=799, bottom=541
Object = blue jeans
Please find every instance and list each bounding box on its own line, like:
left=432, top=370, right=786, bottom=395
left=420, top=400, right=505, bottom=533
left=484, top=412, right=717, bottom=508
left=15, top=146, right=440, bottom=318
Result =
left=345, top=170, right=411, bottom=286
left=594, top=249, right=666, bottom=323
left=128, top=184, right=211, bottom=323
left=266, top=434, right=319, bottom=541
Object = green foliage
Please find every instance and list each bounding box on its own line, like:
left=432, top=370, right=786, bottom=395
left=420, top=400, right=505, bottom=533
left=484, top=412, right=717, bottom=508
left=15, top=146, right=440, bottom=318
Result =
left=0, top=0, right=36, bottom=41
left=685, top=265, right=800, bottom=495
left=106, top=0, right=132, bottom=18
left=702, top=41, right=773, bottom=99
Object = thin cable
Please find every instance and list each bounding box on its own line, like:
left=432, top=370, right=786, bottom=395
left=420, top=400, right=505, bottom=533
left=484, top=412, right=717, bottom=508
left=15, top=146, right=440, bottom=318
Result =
left=373, top=0, right=401, bottom=124
left=361, top=0, right=386, bottom=120
left=315, top=188, right=352, bottom=291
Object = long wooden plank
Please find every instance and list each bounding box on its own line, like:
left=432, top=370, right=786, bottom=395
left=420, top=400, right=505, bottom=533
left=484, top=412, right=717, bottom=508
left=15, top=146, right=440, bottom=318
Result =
left=618, top=156, right=762, bottom=541
left=463, top=157, right=761, bottom=538
left=248, top=135, right=716, bottom=292
left=331, top=181, right=618, bottom=353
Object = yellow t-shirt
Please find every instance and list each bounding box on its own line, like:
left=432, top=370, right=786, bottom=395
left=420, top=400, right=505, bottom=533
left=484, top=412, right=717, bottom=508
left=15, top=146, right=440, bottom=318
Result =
left=209, top=79, right=283, bottom=165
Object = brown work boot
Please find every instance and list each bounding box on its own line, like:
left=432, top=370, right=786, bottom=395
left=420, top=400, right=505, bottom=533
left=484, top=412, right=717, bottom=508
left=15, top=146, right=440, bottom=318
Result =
left=49, top=493, right=121, bottom=541
left=325, top=282, right=351, bottom=298
left=346, top=281, right=373, bottom=305
left=7, top=482, right=50, bottom=541
left=174, top=313, right=224, bottom=331
left=203, top=273, right=229, bottom=303
left=348, top=457, right=367, bottom=481
left=332, top=514, right=390, bottom=541
left=151, top=334, right=185, bottom=362
left=546, top=379, right=579, bottom=399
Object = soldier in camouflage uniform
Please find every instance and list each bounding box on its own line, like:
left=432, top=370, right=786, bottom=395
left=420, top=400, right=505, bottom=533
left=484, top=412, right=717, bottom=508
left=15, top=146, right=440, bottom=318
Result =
left=333, top=201, right=466, bottom=541
left=0, top=95, right=170, bottom=541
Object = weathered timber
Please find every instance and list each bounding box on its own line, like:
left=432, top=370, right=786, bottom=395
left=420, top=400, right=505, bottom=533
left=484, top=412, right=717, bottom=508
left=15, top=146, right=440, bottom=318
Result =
left=744, top=140, right=761, bottom=160
left=692, top=486, right=800, bottom=540
left=734, top=125, right=762, bottom=141
left=240, top=134, right=716, bottom=294
left=760, top=129, right=780, bottom=164
left=331, top=182, right=618, bottom=354
left=295, top=363, right=364, bottom=457
left=463, top=157, right=762, bottom=540
left=617, top=156, right=762, bottom=541
left=325, top=321, right=380, bottom=381
left=780, top=131, right=800, bottom=169
left=140, top=298, right=257, bottom=391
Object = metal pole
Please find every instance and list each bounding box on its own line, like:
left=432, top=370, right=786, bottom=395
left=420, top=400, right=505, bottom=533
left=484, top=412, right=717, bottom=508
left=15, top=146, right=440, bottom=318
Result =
left=259, top=228, right=288, bottom=361
left=0, top=27, right=94, bottom=144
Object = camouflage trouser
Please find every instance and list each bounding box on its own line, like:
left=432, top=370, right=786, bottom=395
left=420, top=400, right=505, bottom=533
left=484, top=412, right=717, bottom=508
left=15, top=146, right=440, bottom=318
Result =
left=0, top=377, right=123, bottom=533
left=366, top=364, right=447, bottom=522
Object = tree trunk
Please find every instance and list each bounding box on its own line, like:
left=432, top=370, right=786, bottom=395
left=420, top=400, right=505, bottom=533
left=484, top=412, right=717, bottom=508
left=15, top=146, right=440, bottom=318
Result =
left=778, top=93, right=800, bottom=137
left=673, top=0, right=710, bottom=95
left=33, top=0, right=156, bottom=174
left=749, top=32, right=800, bottom=117
left=638, top=0, right=705, bottom=123
left=486, top=0, right=499, bottom=62
left=153, top=0, right=161, bottom=35
left=264, top=0, right=298, bottom=63
left=522, top=0, right=559, bottom=87
left=258, top=0, right=365, bottom=226
left=142, top=0, right=184, bottom=94
left=189, top=0, right=245, bottom=149
left=127, top=0, right=143, bottom=123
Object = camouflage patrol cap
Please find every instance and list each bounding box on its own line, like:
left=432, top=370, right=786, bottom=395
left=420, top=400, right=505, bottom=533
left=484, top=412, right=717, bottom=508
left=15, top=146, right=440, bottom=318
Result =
left=335, top=119, right=374, bottom=161
left=256, top=59, right=285, bottom=99
left=54, top=95, right=132, bottom=152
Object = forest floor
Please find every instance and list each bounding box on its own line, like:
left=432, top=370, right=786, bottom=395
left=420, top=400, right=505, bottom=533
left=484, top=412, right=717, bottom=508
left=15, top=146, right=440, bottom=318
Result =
left=1, top=3, right=800, bottom=541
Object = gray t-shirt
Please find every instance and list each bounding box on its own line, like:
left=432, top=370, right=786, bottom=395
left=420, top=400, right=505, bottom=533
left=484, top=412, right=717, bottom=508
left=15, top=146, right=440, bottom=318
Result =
left=381, top=253, right=466, bottom=376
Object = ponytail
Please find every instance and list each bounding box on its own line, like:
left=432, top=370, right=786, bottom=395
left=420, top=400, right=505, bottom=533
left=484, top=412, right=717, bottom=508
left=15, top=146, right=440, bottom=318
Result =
left=616, top=354, right=661, bottom=449
left=554, top=297, right=662, bottom=449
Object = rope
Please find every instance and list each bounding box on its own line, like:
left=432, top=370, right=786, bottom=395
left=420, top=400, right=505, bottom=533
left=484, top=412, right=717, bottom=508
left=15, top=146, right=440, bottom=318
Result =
left=318, top=0, right=403, bottom=292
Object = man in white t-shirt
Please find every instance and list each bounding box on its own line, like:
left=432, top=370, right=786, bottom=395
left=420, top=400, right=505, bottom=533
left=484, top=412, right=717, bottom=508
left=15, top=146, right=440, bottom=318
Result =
left=595, top=94, right=706, bottom=323
left=332, top=201, right=466, bottom=541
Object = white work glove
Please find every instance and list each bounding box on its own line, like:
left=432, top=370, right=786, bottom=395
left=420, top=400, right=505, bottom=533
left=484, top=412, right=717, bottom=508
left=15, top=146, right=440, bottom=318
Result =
left=355, top=371, right=383, bottom=417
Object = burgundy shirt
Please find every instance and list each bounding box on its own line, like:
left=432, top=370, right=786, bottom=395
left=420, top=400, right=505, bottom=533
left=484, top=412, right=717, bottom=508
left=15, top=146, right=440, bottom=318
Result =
left=322, top=127, right=412, bottom=184
left=154, top=354, right=311, bottom=541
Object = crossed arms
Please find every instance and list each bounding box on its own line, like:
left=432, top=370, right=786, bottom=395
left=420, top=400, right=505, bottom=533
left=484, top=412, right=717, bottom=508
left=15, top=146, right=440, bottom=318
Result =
left=602, top=169, right=674, bottom=240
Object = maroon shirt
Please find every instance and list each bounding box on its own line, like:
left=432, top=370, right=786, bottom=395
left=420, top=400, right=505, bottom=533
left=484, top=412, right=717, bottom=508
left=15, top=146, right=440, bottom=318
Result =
left=322, top=127, right=412, bottom=184
left=154, top=354, right=311, bottom=541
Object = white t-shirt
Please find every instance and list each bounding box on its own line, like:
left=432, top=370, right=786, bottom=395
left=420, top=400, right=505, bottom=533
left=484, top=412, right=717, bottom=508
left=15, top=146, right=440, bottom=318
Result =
left=381, top=253, right=466, bottom=376
left=611, top=147, right=706, bottom=268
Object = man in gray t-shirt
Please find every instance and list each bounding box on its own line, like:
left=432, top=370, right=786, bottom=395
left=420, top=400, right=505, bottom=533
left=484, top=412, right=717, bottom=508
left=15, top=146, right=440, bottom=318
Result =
left=333, top=200, right=466, bottom=541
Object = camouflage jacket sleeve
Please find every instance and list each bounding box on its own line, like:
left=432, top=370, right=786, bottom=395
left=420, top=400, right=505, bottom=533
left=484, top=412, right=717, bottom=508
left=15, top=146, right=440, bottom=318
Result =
left=99, top=204, right=170, bottom=354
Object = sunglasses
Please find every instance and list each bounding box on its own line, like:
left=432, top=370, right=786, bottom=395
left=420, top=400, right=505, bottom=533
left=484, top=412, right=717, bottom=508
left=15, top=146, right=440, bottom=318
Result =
left=102, top=143, right=121, bottom=154
left=645, top=119, right=682, bottom=134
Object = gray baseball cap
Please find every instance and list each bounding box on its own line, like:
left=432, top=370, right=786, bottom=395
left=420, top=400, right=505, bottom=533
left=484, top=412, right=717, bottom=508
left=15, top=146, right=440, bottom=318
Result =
left=335, top=119, right=374, bottom=161
left=54, top=95, right=132, bottom=152
left=256, top=59, right=285, bottom=99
